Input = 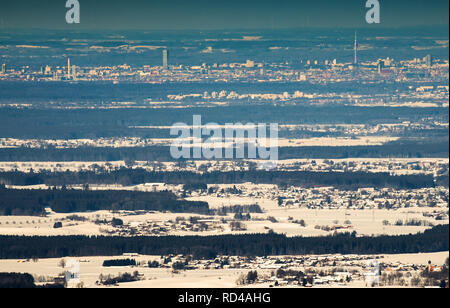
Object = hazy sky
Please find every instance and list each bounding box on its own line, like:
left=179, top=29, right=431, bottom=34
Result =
left=0, top=0, right=448, bottom=30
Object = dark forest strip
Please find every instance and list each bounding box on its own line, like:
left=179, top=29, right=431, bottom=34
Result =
left=0, top=139, right=448, bottom=162
left=0, top=188, right=209, bottom=216
left=0, top=225, right=447, bottom=259
left=0, top=169, right=437, bottom=189
left=1, top=106, right=447, bottom=139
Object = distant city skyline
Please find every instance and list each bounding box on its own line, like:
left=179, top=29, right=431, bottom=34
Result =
left=0, top=0, right=448, bottom=30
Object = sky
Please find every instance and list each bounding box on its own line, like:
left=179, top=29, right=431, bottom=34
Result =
left=0, top=0, right=448, bottom=30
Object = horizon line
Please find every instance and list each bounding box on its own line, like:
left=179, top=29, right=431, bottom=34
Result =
left=0, top=25, right=449, bottom=33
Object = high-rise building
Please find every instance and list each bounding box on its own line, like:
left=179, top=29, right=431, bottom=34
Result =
left=245, top=60, right=255, bottom=68
left=67, top=58, right=71, bottom=79
left=425, top=54, right=432, bottom=68
left=44, top=65, right=52, bottom=75
left=384, top=57, right=392, bottom=67
left=1, top=63, right=5, bottom=74
left=163, top=50, right=169, bottom=70
left=377, top=60, right=385, bottom=73
left=72, top=65, right=77, bottom=80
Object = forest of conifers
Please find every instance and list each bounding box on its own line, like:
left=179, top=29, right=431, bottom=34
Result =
left=0, top=225, right=447, bottom=259
left=0, top=187, right=209, bottom=216
left=0, top=140, right=447, bottom=162
left=0, top=169, right=439, bottom=189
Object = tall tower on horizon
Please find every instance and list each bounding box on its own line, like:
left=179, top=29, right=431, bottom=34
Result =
left=354, top=31, right=358, bottom=66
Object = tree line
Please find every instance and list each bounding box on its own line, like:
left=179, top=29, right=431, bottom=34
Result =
left=0, top=225, right=447, bottom=260
left=1, top=105, right=446, bottom=139
left=0, top=187, right=209, bottom=216
left=0, top=139, right=447, bottom=162
left=102, top=259, right=137, bottom=267
left=0, top=169, right=436, bottom=190
left=0, top=273, right=64, bottom=288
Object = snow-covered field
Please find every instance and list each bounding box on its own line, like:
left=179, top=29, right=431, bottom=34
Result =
left=0, top=157, right=447, bottom=175
left=0, top=204, right=446, bottom=237
left=0, top=136, right=400, bottom=149
left=0, top=252, right=447, bottom=288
